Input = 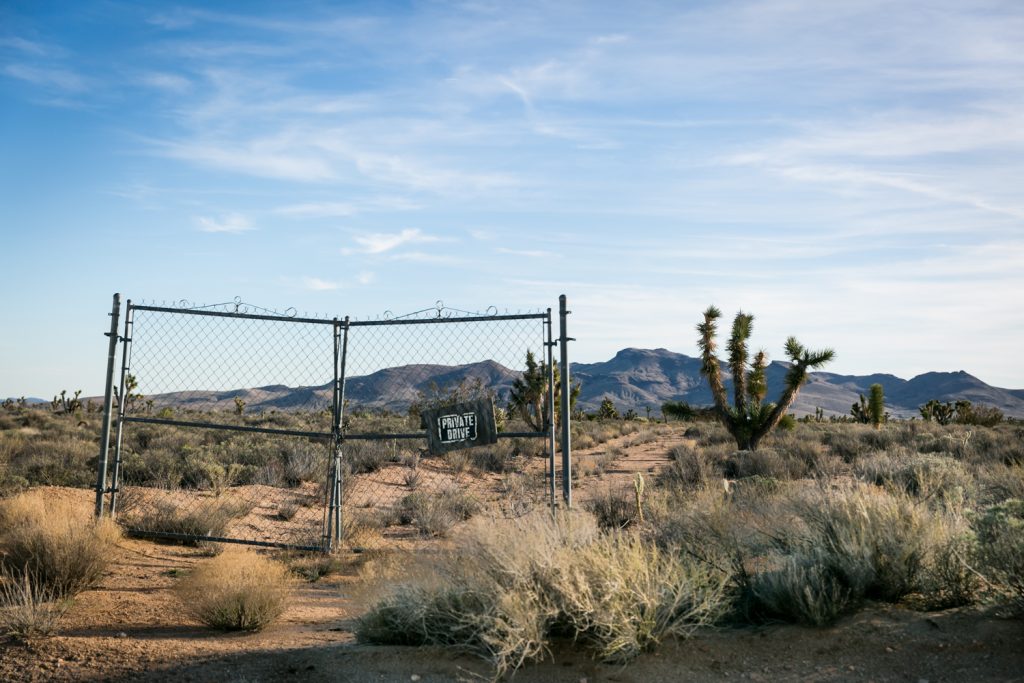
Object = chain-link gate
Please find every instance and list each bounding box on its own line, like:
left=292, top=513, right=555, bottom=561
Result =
left=94, top=295, right=573, bottom=552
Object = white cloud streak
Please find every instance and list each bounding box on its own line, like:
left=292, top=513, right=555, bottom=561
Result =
left=195, top=213, right=253, bottom=233
left=346, top=228, right=440, bottom=254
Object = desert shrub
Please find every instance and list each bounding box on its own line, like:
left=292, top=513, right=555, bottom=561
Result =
left=471, top=442, right=520, bottom=473
left=121, top=494, right=254, bottom=542
left=276, top=501, right=300, bottom=521
left=973, top=499, right=1024, bottom=611
left=740, top=485, right=965, bottom=623
left=695, top=423, right=735, bottom=448
left=858, top=426, right=897, bottom=452
left=281, top=551, right=346, bottom=583
left=768, top=434, right=842, bottom=477
left=181, top=452, right=228, bottom=490
left=821, top=429, right=865, bottom=461
left=749, top=552, right=854, bottom=625
left=723, top=449, right=807, bottom=481
left=0, top=570, right=72, bottom=639
left=357, top=510, right=728, bottom=675
left=395, top=487, right=480, bottom=537
left=121, top=447, right=182, bottom=488
left=585, top=485, right=638, bottom=530
left=443, top=449, right=472, bottom=474
left=346, top=440, right=399, bottom=474
left=921, top=529, right=980, bottom=609
left=175, top=549, right=292, bottom=631
left=661, top=443, right=715, bottom=490
left=797, top=485, right=938, bottom=603
left=0, top=491, right=121, bottom=599
left=968, top=427, right=1024, bottom=466
left=956, top=404, right=1005, bottom=427
left=281, top=441, right=325, bottom=485
left=856, top=452, right=976, bottom=505
left=592, top=447, right=623, bottom=476
left=7, top=435, right=96, bottom=488
left=975, top=464, right=1024, bottom=505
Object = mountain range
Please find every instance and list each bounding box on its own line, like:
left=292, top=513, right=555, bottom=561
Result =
left=126, top=348, right=1024, bottom=419
left=571, top=348, right=1024, bottom=418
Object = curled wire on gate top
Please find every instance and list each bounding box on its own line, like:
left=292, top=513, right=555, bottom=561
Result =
left=172, top=296, right=299, bottom=318
left=384, top=301, right=503, bottom=320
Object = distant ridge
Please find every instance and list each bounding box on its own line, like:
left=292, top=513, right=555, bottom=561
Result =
left=571, top=348, right=1024, bottom=418
left=92, top=349, right=1024, bottom=419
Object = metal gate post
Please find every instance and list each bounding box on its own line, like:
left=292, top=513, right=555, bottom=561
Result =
left=558, top=295, right=573, bottom=507
left=95, top=293, right=121, bottom=518
left=109, top=301, right=134, bottom=516
left=545, top=308, right=556, bottom=511
left=326, top=317, right=350, bottom=551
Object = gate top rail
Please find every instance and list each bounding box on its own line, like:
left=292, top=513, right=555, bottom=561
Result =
left=130, top=303, right=547, bottom=326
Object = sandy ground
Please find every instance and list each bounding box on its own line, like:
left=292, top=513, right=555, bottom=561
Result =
left=3, top=428, right=1023, bottom=681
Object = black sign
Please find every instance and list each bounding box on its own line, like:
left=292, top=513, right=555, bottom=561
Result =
left=421, top=398, right=498, bottom=455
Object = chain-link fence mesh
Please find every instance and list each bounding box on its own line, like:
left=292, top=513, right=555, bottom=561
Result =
left=104, top=301, right=556, bottom=552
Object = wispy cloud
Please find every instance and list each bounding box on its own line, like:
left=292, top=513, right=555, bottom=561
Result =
left=138, top=72, right=191, bottom=93
left=302, top=277, right=339, bottom=291
left=495, top=247, right=553, bottom=258
left=275, top=196, right=420, bottom=218
left=162, top=138, right=336, bottom=182
left=0, top=36, right=50, bottom=55
left=195, top=213, right=253, bottom=233
left=344, top=228, right=441, bottom=255
left=3, top=63, right=86, bottom=92
left=276, top=202, right=357, bottom=218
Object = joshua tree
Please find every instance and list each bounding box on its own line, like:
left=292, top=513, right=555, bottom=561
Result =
left=51, top=389, right=83, bottom=416
left=597, top=397, right=619, bottom=420
left=868, top=383, right=886, bottom=429
left=920, top=399, right=956, bottom=425
left=854, top=384, right=886, bottom=428
left=697, top=306, right=835, bottom=451
left=508, top=350, right=580, bottom=431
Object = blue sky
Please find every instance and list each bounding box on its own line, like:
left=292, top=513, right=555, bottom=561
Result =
left=2, top=0, right=1023, bottom=397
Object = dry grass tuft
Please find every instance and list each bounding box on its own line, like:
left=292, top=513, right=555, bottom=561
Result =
left=120, top=492, right=254, bottom=542
left=357, top=510, right=729, bottom=676
left=175, top=548, right=293, bottom=631
left=0, top=569, right=72, bottom=639
left=0, top=490, right=121, bottom=599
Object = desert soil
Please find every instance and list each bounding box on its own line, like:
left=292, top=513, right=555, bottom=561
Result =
left=2, top=429, right=1023, bottom=682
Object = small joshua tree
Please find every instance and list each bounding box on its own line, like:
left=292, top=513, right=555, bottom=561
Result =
left=867, top=383, right=886, bottom=429
left=51, top=389, right=83, bottom=416
left=508, top=350, right=580, bottom=431
left=697, top=306, right=835, bottom=451
left=597, top=397, right=619, bottom=420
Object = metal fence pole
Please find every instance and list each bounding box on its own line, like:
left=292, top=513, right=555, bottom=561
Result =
left=545, top=308, right=556, bottom=512
left=326, top=317, right=350, bottom=551
left=109, top=301, right=134, bottom=516
left=95, top=293, right=121, bottom=518
left=335, top=317, right=350, bottom=545
left=559, top=295, right=573, bottom=507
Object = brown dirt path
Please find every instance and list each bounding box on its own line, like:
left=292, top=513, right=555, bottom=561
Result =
left=571, top=423, right=692, bottom=504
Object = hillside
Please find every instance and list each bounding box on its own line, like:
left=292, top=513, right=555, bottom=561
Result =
left=117, top=348, right=1024, bottom=418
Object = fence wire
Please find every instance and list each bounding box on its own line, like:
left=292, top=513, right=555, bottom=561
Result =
left=104, top=301, right=556, bottom=552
